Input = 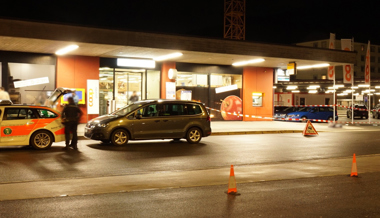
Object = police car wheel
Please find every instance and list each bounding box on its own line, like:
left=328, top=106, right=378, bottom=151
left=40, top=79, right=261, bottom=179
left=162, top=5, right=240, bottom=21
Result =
left=31, top=131, right=53, bottom=150
left=111, top=129, right=129, bottom=146
left=186, top=127, right=202, bottom=144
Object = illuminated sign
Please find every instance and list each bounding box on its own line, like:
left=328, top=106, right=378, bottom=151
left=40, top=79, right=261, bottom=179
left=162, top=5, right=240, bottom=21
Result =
left=61, top=88, right=86, bottom=105
left=117, top=58, right=155, bottom=68
left=215, top=84, right=238, bottom=94
left=287, top=63, right=296, bottom=75
left=14, top=77, right=49, bottom=88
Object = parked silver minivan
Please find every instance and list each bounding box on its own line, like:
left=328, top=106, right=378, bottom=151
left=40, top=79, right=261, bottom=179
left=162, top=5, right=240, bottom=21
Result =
left=84, top=100, right=212, bottom=145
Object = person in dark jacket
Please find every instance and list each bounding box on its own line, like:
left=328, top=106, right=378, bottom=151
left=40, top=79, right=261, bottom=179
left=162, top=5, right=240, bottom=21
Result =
left=62, top=97, right=83, bottom=150
left=129, top=91, right=139, bottom=103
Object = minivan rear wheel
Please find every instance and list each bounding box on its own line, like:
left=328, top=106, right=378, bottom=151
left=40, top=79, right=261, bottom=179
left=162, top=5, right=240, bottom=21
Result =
left=111, top=129, right=129, bottom=146
left=186, top=127, right=202, bottom=144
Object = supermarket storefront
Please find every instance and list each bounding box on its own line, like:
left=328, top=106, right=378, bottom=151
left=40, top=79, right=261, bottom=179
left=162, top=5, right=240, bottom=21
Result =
left=0, top=19, right=355, bottom=123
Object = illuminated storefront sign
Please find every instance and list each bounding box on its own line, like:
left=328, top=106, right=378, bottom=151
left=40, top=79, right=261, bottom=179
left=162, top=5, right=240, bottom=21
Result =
left=13, top=77, right=49, bottom=88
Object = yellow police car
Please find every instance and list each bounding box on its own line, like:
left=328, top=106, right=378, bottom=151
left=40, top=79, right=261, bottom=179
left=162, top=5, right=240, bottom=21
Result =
left=0, top=88, right=74, bottom=149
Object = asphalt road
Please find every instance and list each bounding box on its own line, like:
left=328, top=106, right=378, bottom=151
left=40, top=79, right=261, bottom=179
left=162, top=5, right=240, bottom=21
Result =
left=1, top=126, right=380, bottom=217
left=1, top=129, right=380, bottom=183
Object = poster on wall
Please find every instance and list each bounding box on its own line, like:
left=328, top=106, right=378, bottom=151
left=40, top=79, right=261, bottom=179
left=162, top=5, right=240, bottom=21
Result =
left=252, top=92, right=263, bottom=107
left=220, top=95, right=242, bottom=121
left=166, top=82, right=176, bottom=99
left=61, top=88, right=86, bottom=105
left=87, top=80, right=99, bottom=114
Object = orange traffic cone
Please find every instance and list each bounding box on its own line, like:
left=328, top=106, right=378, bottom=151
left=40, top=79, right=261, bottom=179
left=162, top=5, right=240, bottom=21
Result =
left=226, top=165, right=240, bottom=195
left=350, top=153, right=358, bottom=177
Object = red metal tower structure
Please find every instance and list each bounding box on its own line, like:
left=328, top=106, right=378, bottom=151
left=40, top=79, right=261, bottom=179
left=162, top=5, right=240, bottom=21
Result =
left=224, top=0, right=246, bottom=40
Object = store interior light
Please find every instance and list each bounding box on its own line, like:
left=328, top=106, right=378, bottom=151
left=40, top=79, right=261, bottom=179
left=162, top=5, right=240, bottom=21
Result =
left=358, top=84, right=370, bottom=87
left=292, top=90, right=300, bottom=93
left=309, top=85, right=320, bottom=88
left=273, top=86, right=277, bottom=89
left=334, top=84, right=345, bottom=88
left=297, top=63, right=329, bottom=70
left=232, top=58, right=265, bottom=66
left=308, top=90, right=318, bottom=93
left=307, top=86, right=320, bottom=90
left=351, top=86, right=359, bottom=89
left=375, top=86, right=380, bottom=89
left=286, top=85, right=298, bottom=90
left=55, top=45, right=79, bottom=55
left=154, top=52, right=183, bottom=61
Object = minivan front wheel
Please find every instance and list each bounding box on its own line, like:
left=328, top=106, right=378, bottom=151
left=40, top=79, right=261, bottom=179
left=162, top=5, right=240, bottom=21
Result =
left=186, top=127, right=202, bottom=144
left=111, top=129, right=129, bottom=146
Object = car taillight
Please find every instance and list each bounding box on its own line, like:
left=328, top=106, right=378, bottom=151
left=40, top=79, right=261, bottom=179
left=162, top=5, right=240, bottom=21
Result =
left=207, top=115, right=211, bottom=122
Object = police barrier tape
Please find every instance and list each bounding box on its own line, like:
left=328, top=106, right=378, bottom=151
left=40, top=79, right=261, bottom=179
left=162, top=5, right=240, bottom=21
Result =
left=207, top=105, right=380, bottom=124
left=275, top=104, right=380, bottom=112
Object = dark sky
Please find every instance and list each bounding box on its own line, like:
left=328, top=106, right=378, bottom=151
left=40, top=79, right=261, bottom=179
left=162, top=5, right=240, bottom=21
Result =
left=1, top=0, right=379, bottom=44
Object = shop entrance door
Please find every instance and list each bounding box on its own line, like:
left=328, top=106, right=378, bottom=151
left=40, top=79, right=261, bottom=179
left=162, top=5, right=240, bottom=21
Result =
left=99, top=68, right=143, bottom=115
left=114, top=69, right=143, bottom=110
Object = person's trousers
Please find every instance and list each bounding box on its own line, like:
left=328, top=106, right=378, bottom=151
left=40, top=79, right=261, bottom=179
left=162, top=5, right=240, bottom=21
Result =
left=64, top=122, right=78, bottom=148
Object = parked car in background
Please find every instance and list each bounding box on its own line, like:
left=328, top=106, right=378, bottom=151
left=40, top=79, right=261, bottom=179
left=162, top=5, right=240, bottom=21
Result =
left=287, top=106, right=338, bottom=122
left=85, top=99, right=212, bottom=145
left=274, top=106, right=304, bottom=119
left=274, top=106, right=289, bottom=113
left=372, top=104, right=380, bottom=119
left=347, top=105, right=368, bottom=119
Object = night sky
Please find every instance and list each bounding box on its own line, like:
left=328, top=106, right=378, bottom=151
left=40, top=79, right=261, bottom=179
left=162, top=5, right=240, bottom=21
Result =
left=0, top=0, right=379, bottom=44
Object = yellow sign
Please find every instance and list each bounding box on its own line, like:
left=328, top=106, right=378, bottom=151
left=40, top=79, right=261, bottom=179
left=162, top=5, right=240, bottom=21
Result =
left=287, top=63, right=296, bottom=75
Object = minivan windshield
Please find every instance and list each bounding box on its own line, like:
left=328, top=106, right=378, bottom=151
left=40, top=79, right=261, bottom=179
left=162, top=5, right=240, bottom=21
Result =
left=111, top=103, right=145, bottom=116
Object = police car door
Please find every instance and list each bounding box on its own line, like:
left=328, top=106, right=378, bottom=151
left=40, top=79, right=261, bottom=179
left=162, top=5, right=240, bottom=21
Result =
left=1, top=108, right=38, bottom=144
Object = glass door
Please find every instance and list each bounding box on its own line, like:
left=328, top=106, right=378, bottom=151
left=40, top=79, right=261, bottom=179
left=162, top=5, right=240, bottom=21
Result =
left=115, top=68, right=143, bottom=110
left=99, top=69, right=114, bottom=115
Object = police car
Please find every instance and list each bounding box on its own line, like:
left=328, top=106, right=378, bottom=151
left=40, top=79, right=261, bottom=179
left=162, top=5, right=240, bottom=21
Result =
left=0, top=88, right=74, bottom=149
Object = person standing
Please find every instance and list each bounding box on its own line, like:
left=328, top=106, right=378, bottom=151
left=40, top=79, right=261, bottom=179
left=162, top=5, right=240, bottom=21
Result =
left=72, top=92, right=79, bottom=105
left=62, top=97, right=83, bottom=150
left=0, top=87, right=10, bottom=100
left=129, top=91, right=139, bottom=103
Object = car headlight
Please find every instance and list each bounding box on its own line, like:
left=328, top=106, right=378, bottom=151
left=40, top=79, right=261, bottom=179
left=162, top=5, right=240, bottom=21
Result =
left=97, top=123, right=109, bottom=128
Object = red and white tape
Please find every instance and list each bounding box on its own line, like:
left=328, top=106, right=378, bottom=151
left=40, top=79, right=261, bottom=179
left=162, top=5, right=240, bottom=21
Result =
left=206, top=106, right=380, bottom=124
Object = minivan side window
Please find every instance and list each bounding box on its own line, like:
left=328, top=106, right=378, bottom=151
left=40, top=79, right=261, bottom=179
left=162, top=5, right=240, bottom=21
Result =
left=140, top=103, right=203, bottom=117
left=185, top=104, right=202, bottom=115
left=141, top=105, right=157, bottom=117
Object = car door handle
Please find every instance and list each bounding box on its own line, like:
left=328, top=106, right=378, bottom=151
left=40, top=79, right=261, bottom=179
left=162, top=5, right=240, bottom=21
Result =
left=154, top=120, right=160, bottom=122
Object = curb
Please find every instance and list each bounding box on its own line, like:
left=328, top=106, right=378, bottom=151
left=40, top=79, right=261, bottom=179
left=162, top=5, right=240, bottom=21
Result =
left=211, top=130, right=303, bottom=135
